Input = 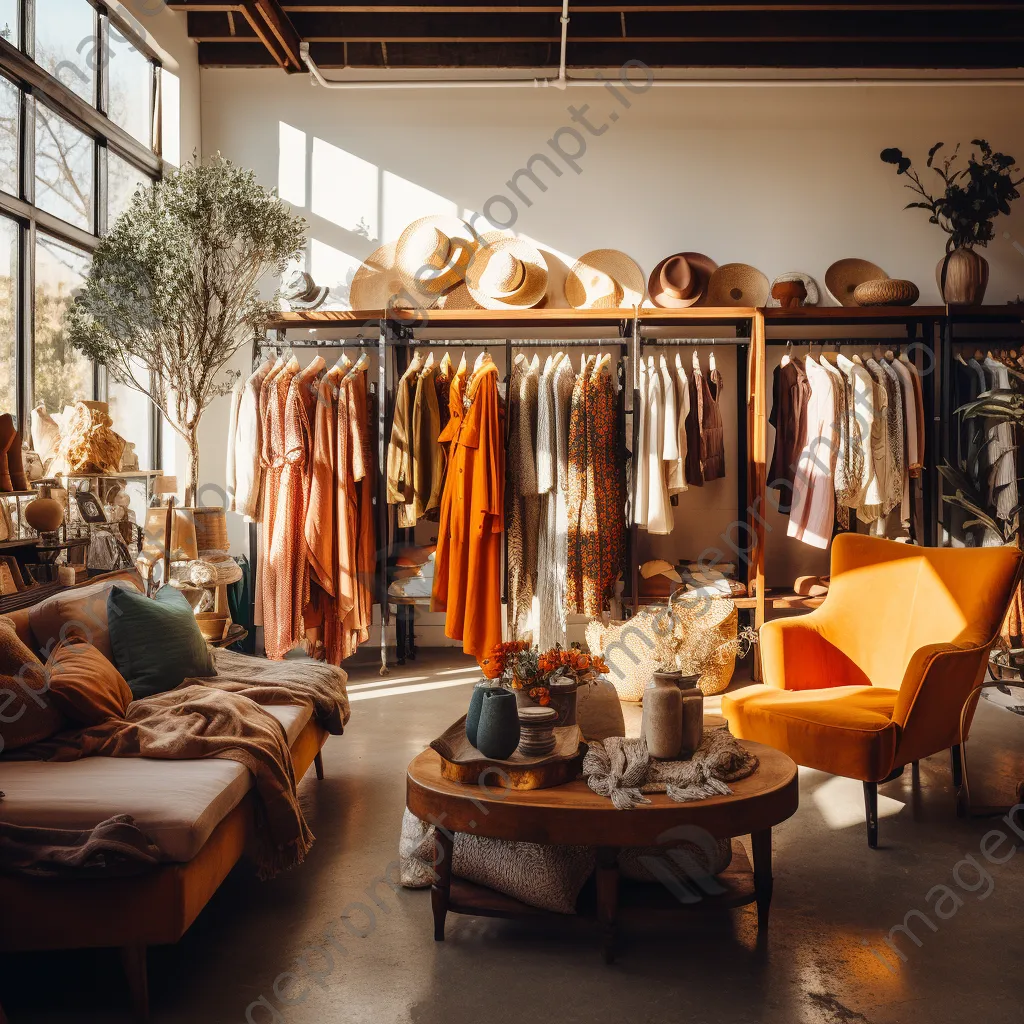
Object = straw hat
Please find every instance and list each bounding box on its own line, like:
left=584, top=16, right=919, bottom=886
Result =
left=647, top=252, right=718, bottom=308
left=766, top=272, right=820, bottom=308
left=465, top=233, right=548, bottom=310
left=281, top=269, right=329, bottom=310
left=825, top=258, right=888, bottom=307
left=395, top=215, right=477, bottom=296
left=435, top=280, right=483, bottom=310
left=349, top=243, right=437, bottom=310
left=565, top=249, right=645, bottom=309
left=705, top=264, right=769, bottom=307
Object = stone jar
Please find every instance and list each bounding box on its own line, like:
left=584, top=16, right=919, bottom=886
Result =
left=937, top=247, right=990, bottom=305
left=643, top=671, right=683, bottom=760
left=475, top=689, right=521, bottom=760
left=465, top=681, right=496, bottom=749
left=677, top=677, right=705, bottom=758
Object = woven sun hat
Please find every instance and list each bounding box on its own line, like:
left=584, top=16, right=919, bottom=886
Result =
left=766, top=272, right=820, bottom=308
left=705, top=263, right=770, bottom=307
left=349, top=242, right=436, bottom=311
left=395, top=215, right=478, bottom=296
left=565, top=249, right=645, bottom=309
left=825, top=258, right=888, bottom=307
left=465, top=232, right=548, bottom=310
left=435, top=280, right=483, bottom=310
left=280, top=269, right=329, bottom=310
left=647, top=252, right=718, bottom=308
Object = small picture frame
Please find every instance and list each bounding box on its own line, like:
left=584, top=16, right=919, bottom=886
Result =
left=74, top=490, right=108, bottom=524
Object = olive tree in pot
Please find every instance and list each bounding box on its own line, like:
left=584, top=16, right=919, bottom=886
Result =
left=64, top=154, right=306, bottom=506
left=881, top=140, right=1023, bottom=305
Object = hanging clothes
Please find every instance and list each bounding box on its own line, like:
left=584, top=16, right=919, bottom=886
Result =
left=684, top=355, right=704, bottom=487
left=633, top=355, right=650, bottom=526
left=822, top=355, right=864, bottom=531
left=225, top=376, right=244, bottom=515
left=643, top=355, right=673, bottom=535
left=232, top=357, right=276, bottom=520
left=535, top=353, right=574, bottom=651
left=862, top=358, right=896, bottom=524
left=982, top=355, right=1018, bottom=523
left=386, top=352, right=423, bottom=528
left=411, top=357, right=444, bottom=522
left=506, top=354, right=541, bottom=639
left=767, top=357, right=811, bottom=515
left=667, top=353, right=690, bottom=496
left=701, top=358, right=726, bottom=482
left=787, top=356, right=837, bottom=549
left=432, top=355, right=468, bottom=616
left=435, top=352, right=453, bottom=436
left=432, top=355, right=505, bottom=664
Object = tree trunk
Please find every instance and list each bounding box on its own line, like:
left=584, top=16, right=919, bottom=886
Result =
left=184, top=428, right=200, bottom=507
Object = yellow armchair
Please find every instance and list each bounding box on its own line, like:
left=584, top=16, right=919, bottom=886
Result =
left=722, top=534, right=1023, bottom=847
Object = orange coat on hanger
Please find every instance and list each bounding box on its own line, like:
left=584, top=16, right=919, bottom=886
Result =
left=433, top=356, right=504, bottom=664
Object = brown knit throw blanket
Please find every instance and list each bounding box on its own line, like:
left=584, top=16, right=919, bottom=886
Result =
left=16, top=653, right=349, bottom=879
left=583, top=729, right=759, bottom=810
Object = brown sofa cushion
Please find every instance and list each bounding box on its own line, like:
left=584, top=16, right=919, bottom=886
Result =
left=0, top=619, right=65, bottom=754
left=45, top=639, right=133, bottom=725
left=28, top=576, right=143, bottom=662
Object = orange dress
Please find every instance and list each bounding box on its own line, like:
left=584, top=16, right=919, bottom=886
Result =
left=432, top=355, right=468, bottom=615
left=433, top=357, right=504, bottom=664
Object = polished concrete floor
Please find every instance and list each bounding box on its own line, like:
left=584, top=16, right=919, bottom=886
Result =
left=3, top=648, right=1024, bottom=1024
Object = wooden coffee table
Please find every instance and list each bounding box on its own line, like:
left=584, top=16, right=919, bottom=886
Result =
left=406, top=740, right=798, bottom=960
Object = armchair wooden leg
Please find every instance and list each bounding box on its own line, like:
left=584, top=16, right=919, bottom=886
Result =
left=863, top=782, right=879, bottom=849
left=951, top=745, right=963, bottom=789
left=314, top=750, right=325, bottom=780
left=120, top=944, right=150, bottom=1023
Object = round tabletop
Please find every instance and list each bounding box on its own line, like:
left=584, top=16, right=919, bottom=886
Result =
left=407, top=740, right=799, bottom=847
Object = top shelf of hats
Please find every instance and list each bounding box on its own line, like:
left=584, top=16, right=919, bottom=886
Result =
left=265, top=305, right=1024, bottom=331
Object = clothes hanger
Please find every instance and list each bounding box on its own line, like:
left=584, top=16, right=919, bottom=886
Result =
left=708, top=340, right=716, bottom=374
left=423, top=351, right=435, bottom=371
left=780, top=340, right=792, bottom=367
left=342, top=352, right=369, bottom=385
left=692, top=349, right=701, bottom=372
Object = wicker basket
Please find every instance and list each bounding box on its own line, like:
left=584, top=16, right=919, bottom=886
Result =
left=195, top=611, right=229, bottom=642
left=191, top=506, right=229, bottom=555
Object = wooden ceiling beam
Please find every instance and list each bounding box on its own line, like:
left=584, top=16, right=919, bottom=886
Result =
left=251, top=0, right=306, bottom=69
left=276, top=2, right=1024, bottom=10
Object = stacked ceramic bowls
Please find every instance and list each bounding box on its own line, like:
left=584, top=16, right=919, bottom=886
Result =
left=517, top=705, right=558, bottom=757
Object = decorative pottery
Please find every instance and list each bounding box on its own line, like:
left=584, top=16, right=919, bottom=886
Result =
left=24, top=482, right=64, bottom=533
left=465, top=681, right=495, bottom=748
left=677, top=678, right=705, bottom=758
left=517, top=705, right=558, bottom=757
left=853, top=278, right=920, bottom=307
left=643, top=671, right=684, bottom=759
left=937, top=247, right=989, bottom=305
left=475, top=689, right=521, bottom=759
left=515, top=677, right=579, bottom=727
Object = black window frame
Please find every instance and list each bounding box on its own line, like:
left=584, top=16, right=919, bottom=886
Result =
left=0, top=0, right=164, bottom=469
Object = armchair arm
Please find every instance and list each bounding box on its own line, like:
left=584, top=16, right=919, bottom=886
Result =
left=759, top=613, right=865, bottom=691
left=892, top=641, right=991, bottom=764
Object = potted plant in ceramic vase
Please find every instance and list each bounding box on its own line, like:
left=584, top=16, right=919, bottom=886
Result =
left=880, top=140, right=1023, bottom=305
left=482, top=641, right=607, bottom=727
left=64, top=154, right=307, bottom=507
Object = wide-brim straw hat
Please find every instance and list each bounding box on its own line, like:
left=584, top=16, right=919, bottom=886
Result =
left=435, top=280, right=483, bottom=310
left=565, top=249, right=645, bottom=309
left=705, top=263, right=770, bottom=307
left=465, top=233, right=548, bottom=310
left=350, top=242, right=437, bottom=311
left=766, top=272, right=820, bottom=307
left=395, top=215, right=478, bottom=296
left=648, top=252, right=718, bottom=308
left=825, top=258, right=888, bottom=307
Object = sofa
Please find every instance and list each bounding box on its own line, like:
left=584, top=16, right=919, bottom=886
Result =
left=0, top=570, right=330, bottom=1021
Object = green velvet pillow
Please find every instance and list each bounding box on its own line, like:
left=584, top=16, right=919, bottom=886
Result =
left=107, top=585, right=215, bottom=698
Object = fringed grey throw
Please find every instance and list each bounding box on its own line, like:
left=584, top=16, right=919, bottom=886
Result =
left=583, top=729, right=759, bottom=810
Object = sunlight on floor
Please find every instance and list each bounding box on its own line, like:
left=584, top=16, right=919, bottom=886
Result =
left=809, top=770, right=906, bottom=830
left=348, top=675, right=480, bottom=702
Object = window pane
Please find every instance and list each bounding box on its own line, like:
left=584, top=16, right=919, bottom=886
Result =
left=108, top=368, right=153, bottom=470
left=34, top=233, right=92, bottom=414
left=107, top=150, right=151, bottom=229
left=0, top=1, right=17, bottom=48
left=107, top=25, right=152, bottom=146
left=36, top=0, right=96, bottom=105
left=0, top=76, right=17, bottom=196
left=0, top=216, right=16, bottom=417
left=35, top=103, right=94, bottom=231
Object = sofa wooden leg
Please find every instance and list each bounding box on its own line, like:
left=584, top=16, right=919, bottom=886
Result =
left=950, top=745, right=963, bottom=789
left=863, top=782, right=878, bottom=849
left=314, top=751, right=325, bottom=780
left=120, top=944, right=150, bottom=1023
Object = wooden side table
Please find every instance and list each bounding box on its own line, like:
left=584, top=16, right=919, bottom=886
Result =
left=406, top=741, right=798, bottom=961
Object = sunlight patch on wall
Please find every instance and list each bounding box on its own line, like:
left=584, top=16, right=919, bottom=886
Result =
left=382, top=171, right=457, bottom=241
left=311, top=137, right=378, bottom=239
left=309, top=238, right=361, bottom=306
left=278, top=122, right=307, bottom=208
left=160, top=69, right=180, bottom=167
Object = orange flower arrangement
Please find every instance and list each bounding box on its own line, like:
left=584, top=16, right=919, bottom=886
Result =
left=483, top=641, right=607, bottom=695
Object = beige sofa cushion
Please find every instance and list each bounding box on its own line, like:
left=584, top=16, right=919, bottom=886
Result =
left=0, top=703, right=315, bottom=862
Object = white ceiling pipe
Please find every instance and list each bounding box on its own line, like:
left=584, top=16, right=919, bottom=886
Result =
left=300, top=45, right=1024, bottom=90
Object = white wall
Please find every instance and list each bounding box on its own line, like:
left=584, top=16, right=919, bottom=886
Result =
left=193, top=72, right=1024, bottom=637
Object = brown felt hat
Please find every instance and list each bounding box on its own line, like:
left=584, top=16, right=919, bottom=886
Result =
left=825, top=258, right=889, bottom=307
left=647, top=252, right=718, bottom=309
left=705, top=263, right=770, bottom=308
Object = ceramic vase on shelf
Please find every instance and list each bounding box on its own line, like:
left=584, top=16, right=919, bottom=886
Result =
left=465, top=681, right=496, bottom=748
left=937, top=247, right=989, bottom=305
left=643, top=671, right=683, bottom=760
left=475, top=689, right=521, bottom=759
left=24, top=481, right=65, bottom=534
left=677, top=676, right=705, bottom=758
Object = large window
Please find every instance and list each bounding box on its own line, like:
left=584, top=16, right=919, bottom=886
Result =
left=0, top=1, right=163, bottom=467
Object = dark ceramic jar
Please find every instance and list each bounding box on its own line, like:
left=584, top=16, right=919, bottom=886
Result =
left=475, top=689, right=521, bottom=760
left=465, top=681, right=496, bottom=748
